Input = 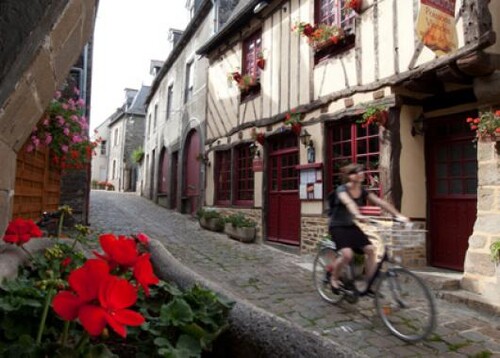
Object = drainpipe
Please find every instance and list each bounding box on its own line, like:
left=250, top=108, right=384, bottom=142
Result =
left=211, top=0, right=218, bottom=33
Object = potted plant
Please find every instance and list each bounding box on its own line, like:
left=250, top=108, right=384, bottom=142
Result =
left=256, top=52, right=266, bottom=70
left=131, top=146, right=145, bottom=164
left=0, top=215, right=232, bottom=356
left=251, top=128, right=266, bottom=145
left=284, top=108, right=303, bottom=135
left=228, top=71, right=260, bottom=94
left=197, top=208, right=225, bottom=232
left=224, top=213, right=257, bottom=243
left=358, top=105, right=389, bottom=128
left=490, top=240, right=500, bottom=264
left=345, top=0, right=362, bottom=13
left=26, top=85, right=100, bottom=170
left=292, top=21, right=345, bottom=51
left=466, top=110, right=500, bottom=140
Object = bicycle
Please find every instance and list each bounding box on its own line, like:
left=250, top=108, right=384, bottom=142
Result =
left=312, top=218, right=436, bottom=342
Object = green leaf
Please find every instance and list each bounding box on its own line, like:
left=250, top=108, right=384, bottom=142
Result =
left=160, top=299, right=194, bottom=326
left=154, top=337, right=172, bottom=348
left=83, top=344, right=119, bottom=358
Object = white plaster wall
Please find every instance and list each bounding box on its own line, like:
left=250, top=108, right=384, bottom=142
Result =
left=486, top=1, right=500, bottom=54
left=399, top=105, right=426, bottom=219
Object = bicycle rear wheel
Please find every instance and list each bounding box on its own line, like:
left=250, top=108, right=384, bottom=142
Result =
left=375, top=267, right=436, bottom=342
left=312, top=247, right=345, bottom=304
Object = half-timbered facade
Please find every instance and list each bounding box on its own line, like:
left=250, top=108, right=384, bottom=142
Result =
left=197, top=0, right=500, bottom=299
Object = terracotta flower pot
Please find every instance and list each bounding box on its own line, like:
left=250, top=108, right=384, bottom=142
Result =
left=291, top=122, right=302, bottom=135
left=256, top=133, right=265, bottom=145
left=256, top=58, right=266, bottom=70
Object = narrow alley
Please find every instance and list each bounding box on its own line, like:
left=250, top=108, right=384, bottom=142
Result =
left=90, top=190, right=500, bottom=357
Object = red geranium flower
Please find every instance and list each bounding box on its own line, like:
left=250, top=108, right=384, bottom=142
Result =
left=2, top=218, right=43, bottom=245
left=94, top=233, right=139, bottom=268
left=136, top=232, right=150, bottom=245
left=52, top=259, right=110, bottom=321
left=52, top=259, right=144, bottom=338
left=80, top=275, right=144, bottom=337
left=133, top=253, right=159, bottom=296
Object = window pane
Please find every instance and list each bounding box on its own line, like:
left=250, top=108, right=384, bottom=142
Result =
left=450, top=179, right=462, bottom=194
left=464, top=161, right=477, bottom=177
left=437, top=180, right=447, bottom=194
left=465, top=179, right=477, bottom=194
left=450, top=162, right=461, bottom=176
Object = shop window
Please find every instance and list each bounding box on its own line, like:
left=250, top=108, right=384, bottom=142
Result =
left=234, top=144, right=254, bottom=206
left=327, top=121, right=381, bottom=213
left=214, top=150, right=232, bottom=206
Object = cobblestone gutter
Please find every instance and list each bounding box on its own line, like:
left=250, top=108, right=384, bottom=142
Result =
left=148, top=239, right=365, bottom=358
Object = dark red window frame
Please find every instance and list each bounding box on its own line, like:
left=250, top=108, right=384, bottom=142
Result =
left=314, top=0, right=356, bottom=62
left=234, top=144, right=254, bottom=206
left=241, top=31, right=262, bottom=101
left=214, top=150, right=232, bottom=206
left=327, top=121, right=381, bottom=215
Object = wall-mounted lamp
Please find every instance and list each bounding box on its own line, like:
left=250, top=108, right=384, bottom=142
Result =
left=253, top=1, right=269, bottom=14
left=249, top=143, right=261, bottom=158
left=299, top=128, right=312, bottom=147
left=411, top=114, right=426, bottom=137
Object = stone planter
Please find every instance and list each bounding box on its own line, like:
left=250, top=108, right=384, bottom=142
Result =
left=199, top=217, right=224, bottom=232
left=224, top=223, right=256, bottom=243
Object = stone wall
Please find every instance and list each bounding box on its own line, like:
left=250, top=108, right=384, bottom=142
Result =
left=300, top=215, right=427, bottom=268
left=300, top=216, right=329, bottom=253
left=0, top=0, right=98, bottom=235
left=463, top=139, right=500, bottom=299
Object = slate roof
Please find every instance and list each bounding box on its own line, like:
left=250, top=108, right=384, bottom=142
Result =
left=197, top=0, right=259, bottom=56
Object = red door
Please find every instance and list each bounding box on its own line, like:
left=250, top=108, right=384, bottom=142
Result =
left=184, top=130, right=201, bottom=214
left=427, top=115, right=477, bottom=271
left=171, top=151, right=178, bottom=209
left=267, top=134, right=300, bottom=245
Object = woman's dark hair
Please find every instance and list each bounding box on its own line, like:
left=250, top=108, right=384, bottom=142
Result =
left=340, top=163, right=364, bottom=182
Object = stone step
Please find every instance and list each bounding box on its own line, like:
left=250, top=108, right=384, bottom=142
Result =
left=437, top=289, right=500, bottom=316
left=413, top=269, right=462, bottom=291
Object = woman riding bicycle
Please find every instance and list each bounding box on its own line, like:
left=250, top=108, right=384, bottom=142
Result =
left=328, top=163, right=408, bottom=290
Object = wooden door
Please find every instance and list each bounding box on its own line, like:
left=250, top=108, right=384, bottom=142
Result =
left=184, top=130, right=201, bottom=214
left=14, top=143, right=61, bottom=219
left=158, top=147, right=168, bottom=194
left=267, top=134, right=300, bottom=245
left=427, top=115, right=477, bottom=271
left=171, top=151, right=178, bottom=209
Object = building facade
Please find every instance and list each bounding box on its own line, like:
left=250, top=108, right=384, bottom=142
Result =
left=196, top=0, right=500, bottom=299
left=144, top=0, right=240, bottom=213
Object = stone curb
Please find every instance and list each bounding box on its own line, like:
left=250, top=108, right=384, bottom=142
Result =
left=149, top=239, right=366, bottom=358
left=0, top=240, right=55, bottom=283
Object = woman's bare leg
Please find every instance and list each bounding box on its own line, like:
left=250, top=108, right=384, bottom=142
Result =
left=331, top=247, right=353, bottom=287
left=362, top=244, right=377, bottom=281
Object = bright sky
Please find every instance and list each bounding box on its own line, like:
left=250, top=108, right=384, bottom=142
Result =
left=90, top=0, right=189, bottom=131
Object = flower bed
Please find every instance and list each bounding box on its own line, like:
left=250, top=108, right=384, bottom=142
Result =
left=0, top=213, right=232, bottom=357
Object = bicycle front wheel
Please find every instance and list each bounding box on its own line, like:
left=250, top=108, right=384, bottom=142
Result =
left=375, top=267, right=436, bottom=342
left=312, top=247, right=345, bottom=304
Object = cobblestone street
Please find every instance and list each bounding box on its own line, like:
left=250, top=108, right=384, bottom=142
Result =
left=90, top=191, right=500, bottom=357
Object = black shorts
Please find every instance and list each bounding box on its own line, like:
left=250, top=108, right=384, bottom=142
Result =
left=329, top=225, right=371, bottom=254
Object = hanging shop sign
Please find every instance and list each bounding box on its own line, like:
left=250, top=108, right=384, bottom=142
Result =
left=416, top=0, right=458, bottom=56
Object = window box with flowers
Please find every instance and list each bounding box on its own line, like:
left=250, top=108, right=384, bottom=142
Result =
left=26, top=86, right=99, bottom=170
left=466, top=110, right=500, bottom=152
left=284, top=109, right=304, bottom=135
left=357, top=105, right=389, bottom=128
left=291, top=0, right=358, bottom=61
left=228, top=71, right=261, bottom=96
